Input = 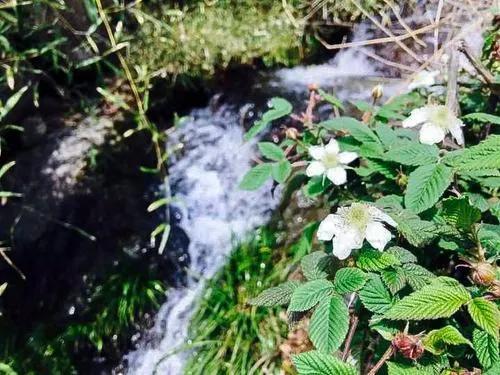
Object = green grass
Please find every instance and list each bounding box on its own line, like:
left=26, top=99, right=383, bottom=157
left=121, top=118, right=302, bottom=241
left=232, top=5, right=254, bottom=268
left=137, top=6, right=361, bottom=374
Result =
left=183, top=225, right=313, bottom=375
left=128, top=1, right=312, bottom=79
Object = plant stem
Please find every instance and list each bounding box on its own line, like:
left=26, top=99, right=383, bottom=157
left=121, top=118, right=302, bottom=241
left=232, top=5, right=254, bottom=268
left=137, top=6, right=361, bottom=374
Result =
left=367, top=345, right=394, bottom=375
left=342, top=314, right=359, bottom=361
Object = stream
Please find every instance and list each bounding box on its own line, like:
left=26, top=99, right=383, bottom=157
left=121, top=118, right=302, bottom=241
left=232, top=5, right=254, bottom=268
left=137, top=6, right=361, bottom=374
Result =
left=124, top=23, right=405, bottom=374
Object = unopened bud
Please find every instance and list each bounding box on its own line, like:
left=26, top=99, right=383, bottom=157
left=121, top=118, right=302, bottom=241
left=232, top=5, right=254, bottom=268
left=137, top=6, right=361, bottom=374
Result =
left=471, top=262, right=496, bottom=286
left=396, top=173, right=408, bottom=188
left=487, top=281, right=500, bottom=298
left=285, top=127, right=299, bottom=140
left=371, top=84, right=384, bottom=101
left=308, top=83, right=319, bottom=92
left=392, top=333, right=424, bottom=360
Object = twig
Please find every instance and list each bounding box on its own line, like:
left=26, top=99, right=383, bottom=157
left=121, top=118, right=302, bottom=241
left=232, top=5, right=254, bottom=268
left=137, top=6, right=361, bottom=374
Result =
left=359, top=49, right=418, bottom=72
left=434, top=0, right=445, bottom=55
left=445, top=45, right=460, bottom=117
left=0, top=247, right=25, bottom=280
left=383, top=0, right=426, bottom=47
left=342, top=315, right=359, bottom=361
left=349, top=0, right=422, bottom=62
left=367, top=345, right=394, bottom=375
left=316, top=23, right=439, bottom=50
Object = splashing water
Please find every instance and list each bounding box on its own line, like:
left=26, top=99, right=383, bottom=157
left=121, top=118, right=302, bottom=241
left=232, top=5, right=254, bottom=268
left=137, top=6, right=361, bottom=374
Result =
left=125, top=23, right=405, bottom=375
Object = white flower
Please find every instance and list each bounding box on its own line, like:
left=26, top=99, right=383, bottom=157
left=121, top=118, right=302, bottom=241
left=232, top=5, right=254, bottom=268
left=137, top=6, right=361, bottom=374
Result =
left=317, top=203, right=397, bottom=260
left=408, top=70, right=440, bottom=91
left=402, top=104, right=464, bottom=145
left=305, top=139, right=358, bottom=185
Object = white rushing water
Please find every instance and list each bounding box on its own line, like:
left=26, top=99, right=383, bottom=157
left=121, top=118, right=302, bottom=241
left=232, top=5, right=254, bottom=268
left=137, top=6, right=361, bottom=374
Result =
left=125, top=22, right=404, bottom=375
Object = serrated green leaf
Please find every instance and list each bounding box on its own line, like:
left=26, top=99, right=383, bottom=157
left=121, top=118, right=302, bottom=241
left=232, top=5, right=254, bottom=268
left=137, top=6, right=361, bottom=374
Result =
left=239, top=163, right=272, bottom=190
left=401, top=263, right=435, bottom=290
left=394, top=209, right=439, bottom=247
left=381, top=267, right=407, bottom=294
left=272, top=159, right=292, bottom=183
left=385, top=142, right=439, bottom=166
left=292, top=350, right=357, bottom=375
left=467, top=297, right=500, bottom=339
left=244, top=97, right=292, bottom=140
left=386, top=362, right=436, bottom=375
left=364, top=158, right=398, bottom=178
left=309, top=295, right=349, bottom=353
left=405, top=163, right=453, bottom=214
left=440, top=197, right=481, bottom=231
left=447, top=135, right=500, bottom=172
left=304, top=176, right=331, bottom=197
left=386, top=246, right=417, bottom=264
left=384, top=277, right=470, bottom=320
left=462, top=112, right=500, bottom=125
left=473, top=329, right=499, bottom=369
left=356, top=249, right=400, bottom=271
left=320, top=117, right=383, bottom=154
left=258, top=142, right=285, bottom=161
left=375, top=123, right=400, bottom=149
left=288, top=279, right=335, bottom=312
left=359, top=274, right=393, bottom=314
left=301, top=251, right=332, bottom=281
left=318, top=89, right=344, bottom=110
left=249, top=281, right=301, bottom=307
left=333, top=267, right=368, bottom=294
left=423, top=325, right=471, bottom=355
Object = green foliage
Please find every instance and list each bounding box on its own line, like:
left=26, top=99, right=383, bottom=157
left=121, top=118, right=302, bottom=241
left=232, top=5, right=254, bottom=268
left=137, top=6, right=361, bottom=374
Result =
left=384, top=142, right=439, bottom=166
left=292, top=351, right=357, bottom=375
left=381, top=267, right=407, bottom=294
left=467, top=297, right=500, bottom=340
left=185, top=228, right=298, bottom=375
left=288, top=279, right=335, bottom=312
left=473, top=329, right=499, bottom=369
left=245, top=98, right=293, bottom=140
left=249, top=280, right=300, bottom=307
left=384, top=277, right=471, bottom=320
left=359, top=274, right=393, bottom=314
left=439, top=197, right=481, bottom=231
left=356, top=249, right=400, bottom=271
left=446, top=135, right=500, bottom=173
left=462, top=112, right=500, bottom=125
left=258, top=142, right=286, bottom=161
left=333, top=267, right=368, bottom=294
left=405, top=163, right=454, bottom=214
left=301, top=251, right=332, bottom=281
left=239, top=163, right=273, bottom=190
left=309, top=295, right=349, bottom=353
left=423, top=326, right=471, bottom=355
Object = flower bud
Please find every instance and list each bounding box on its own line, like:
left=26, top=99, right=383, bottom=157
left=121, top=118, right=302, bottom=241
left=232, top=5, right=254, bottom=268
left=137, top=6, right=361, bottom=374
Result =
left=308, top=83, right=319, bottom=92
left=371, top=84, right=384, bottom=101
left=471, top=262, right=496, bottom=286
left=396, top=172, right=408, bottom=188
left=392, top=333, right=424, bottom=360
left=285, top=127, right=299, bottom=140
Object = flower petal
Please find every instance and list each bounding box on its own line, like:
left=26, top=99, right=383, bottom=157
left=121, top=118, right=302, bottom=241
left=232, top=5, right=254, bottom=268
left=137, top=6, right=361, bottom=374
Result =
left=324, top=139, right=339, bottom=154
left=326, top=167, right=347, bottom=185
left=419, top=122, right=446, bottom=144
left=402, top=107, right=429, bottom=128
left=309, top=145, right=325, bottom=160
left=317, top=214, right=343, bottom=241
left=338, top=151, right=358, bottom=165
left=449, top=120, right=464, bottom=145
left=365, top=222, right=392, bottom=251
left=332, top=228, right=362, bottom=260
left=408, top=70, right=439, bottom=90
left=306, top=161, right=326, bottom=177
left=367, top=206, right=397, bottom=227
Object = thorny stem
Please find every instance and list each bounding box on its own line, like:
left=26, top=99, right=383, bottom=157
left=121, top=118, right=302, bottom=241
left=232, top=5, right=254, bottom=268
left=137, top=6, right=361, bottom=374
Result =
left=367, top=345, right=394, bottom=375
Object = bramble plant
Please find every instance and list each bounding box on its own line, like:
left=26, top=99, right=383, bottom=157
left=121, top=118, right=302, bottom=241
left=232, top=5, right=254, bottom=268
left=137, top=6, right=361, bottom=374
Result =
left=242, top=70, right=499, bottom=373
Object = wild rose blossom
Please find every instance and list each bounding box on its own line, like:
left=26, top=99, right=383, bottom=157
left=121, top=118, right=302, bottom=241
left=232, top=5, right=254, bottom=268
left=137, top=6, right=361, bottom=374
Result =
left=408, top=70, right=440, bottom=91
left=402, top=104, right=464, bottom=145
left=317, top=203, right=397, bottom=259
left=305, top=139, right=358, bottom=185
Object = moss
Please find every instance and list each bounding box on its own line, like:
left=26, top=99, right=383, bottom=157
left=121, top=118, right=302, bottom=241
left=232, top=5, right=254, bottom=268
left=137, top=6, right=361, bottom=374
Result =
left=127, top=1, right=312, bottom=79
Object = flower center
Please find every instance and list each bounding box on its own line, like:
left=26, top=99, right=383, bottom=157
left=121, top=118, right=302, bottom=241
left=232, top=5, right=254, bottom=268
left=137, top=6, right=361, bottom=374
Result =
left=321, top=153, right=338, bottom=168
left=429, top=106, right=451, bottom=129
left=345, top=204, right=370, bottom=232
